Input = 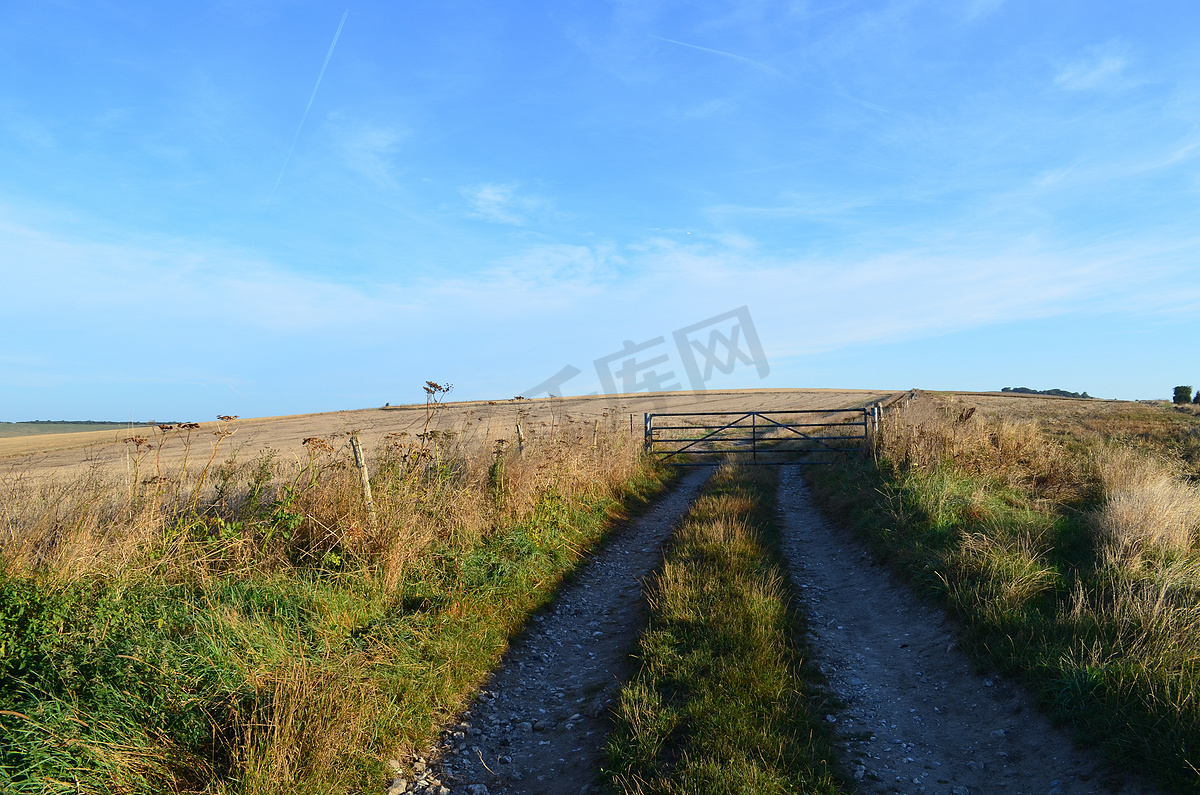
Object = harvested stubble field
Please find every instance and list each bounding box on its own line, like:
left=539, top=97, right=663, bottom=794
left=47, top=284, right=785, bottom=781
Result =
left=0, top=388, right=890, bottom=480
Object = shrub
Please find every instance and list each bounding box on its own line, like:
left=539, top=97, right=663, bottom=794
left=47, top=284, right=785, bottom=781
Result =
left=1173, top=386, right=1193, bottom=405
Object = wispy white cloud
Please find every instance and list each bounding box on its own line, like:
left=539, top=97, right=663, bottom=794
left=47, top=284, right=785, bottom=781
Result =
left=334, top=119, right=406, bottom=186
left=0, top=213, right=410, bottom=335
left=431, top=243, right=623, bottom=323
left=705, top=190, right=885, bottom=221
left=1055, top=43, right=1131, bottom=91
left=623, top=235, right=1198, bottom=360
left=18, top=207, right=1186, bottom=347
left=461, top=182, right=549, bottom=226
left=1, top=109, right=55, bottom=149
left=962, top=0, right=1005, bottom=22
left=3, top=192, right=1197, bottom=409
left=486, top=242, right=620, bottom=287
left=677, top=98, right=736, bottom=120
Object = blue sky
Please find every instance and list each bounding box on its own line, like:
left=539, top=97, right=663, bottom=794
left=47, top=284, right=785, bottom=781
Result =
left=2, top=0, right=1198, bottom=420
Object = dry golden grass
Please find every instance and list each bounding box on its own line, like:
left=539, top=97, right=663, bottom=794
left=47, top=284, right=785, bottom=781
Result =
left=1091, top=446, right=1200, bottom=565
left=880, top=392, right=1200, bottom=563
left=0, top=408, right=643, bottom=583
left=880, top=393, right=1083, bottom=501
left=1, top=389, right=894, bottom=587
left=237, top=651, right=381, bottom=795
left=1066, top=557, right=1200, bottom=669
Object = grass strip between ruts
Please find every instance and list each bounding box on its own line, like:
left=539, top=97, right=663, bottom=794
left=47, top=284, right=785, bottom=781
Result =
left=605, top=463, right=846, bottom=795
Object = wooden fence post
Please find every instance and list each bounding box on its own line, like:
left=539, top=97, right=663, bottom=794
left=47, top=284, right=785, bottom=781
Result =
left=349, top=433, right=379, bottom=532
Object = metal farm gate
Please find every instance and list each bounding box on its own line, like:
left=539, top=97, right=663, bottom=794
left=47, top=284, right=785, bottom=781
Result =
left=644, top=406, right=881, bottom=466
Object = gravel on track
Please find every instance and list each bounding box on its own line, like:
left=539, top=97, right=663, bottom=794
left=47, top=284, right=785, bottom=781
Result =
left=777, top=469, right=1158, bottom=795
left=386, top=468, right=712, bottom=795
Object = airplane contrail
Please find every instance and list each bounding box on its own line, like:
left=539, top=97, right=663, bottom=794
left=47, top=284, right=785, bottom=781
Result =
left=269, top=9, right=349, bottom=200
left=649, top=33, right=898, bottom=116
left=649, top=34, right=791, bottom=80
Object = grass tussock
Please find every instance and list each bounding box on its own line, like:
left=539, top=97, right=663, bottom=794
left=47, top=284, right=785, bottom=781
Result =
left=0, top=409, right=667, bottom=794
left=605, top=465, right=844, bottom=795
left=808, top=392, right=1200, bottom=791
left=882, top=395, right=1083, bottom=501
left=1091, top=446, right=1200, bottom=565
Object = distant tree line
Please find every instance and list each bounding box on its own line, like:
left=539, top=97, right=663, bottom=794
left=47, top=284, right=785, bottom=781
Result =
left=1001, top=386, right=1092, bottom=399
left=1174, top=386, right=1200, bottom=404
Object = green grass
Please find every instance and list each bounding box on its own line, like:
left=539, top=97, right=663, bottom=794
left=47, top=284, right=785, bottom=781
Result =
left=1, top=440, right=671, bottom=793
left=806, top=398, right=1200, bottom=792
left=604, top=464, right=846, bottom=795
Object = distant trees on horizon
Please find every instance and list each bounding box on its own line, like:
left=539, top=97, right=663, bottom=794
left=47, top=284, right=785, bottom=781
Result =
left=1174, top=385, right=1199, bottom=404
left=1001, top=386, right=1092, bottom=399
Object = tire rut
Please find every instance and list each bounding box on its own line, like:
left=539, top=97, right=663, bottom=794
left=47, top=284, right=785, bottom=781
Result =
left=778, top=469, right=1160, bottom=795
left=387, top=468, right=712, bottom=795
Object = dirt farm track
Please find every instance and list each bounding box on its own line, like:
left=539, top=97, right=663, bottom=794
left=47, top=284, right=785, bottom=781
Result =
left=0, top=389, right=897, bottom=479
